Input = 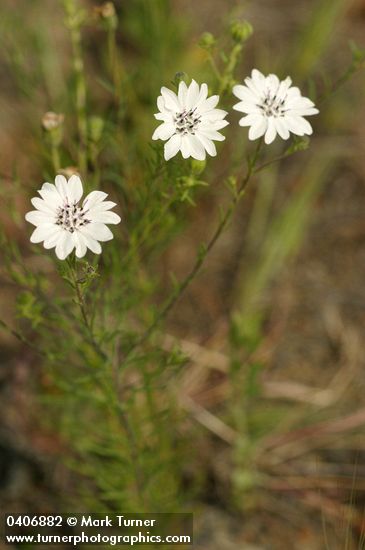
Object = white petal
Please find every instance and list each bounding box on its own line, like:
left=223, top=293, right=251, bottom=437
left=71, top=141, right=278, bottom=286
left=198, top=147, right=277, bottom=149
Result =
left=55, top=231, right=74, bottom=260
left=164, top=134, right=181, bottom=161
left=251, top=69, right=266, bottom=84
left=89, top=211, right=121, bottom=224
left=30, top=224, right=55, bottom=243
left=276, top=76, right=292, bottom=100
left=161, top=87, right=180, bottom=111
left=239, top=114, right=260, bottom=127
left=44, top=227, right=63, bottom=249
left=264, top=118, right=277, bottom=144
left=202, top=108, right=227, bottom=122
left=248, top=117, right=267, bottom=140
left=186, top=80, right=200, bottom=110
left=232, top=84, right=257, bottom=102
left=40, top=182, right=57, bottom=193
left=275, top=118, right=290, bottom=140
left=83, top=190, right=108, bottom=210
left=178, top=81, right=188, bottom=105
left=196, top=83, right=209, bottom=108
left=285, top=116, right=313, bottom=136
left=286, top=87, right=301, bottom=100
left=196, top=134, right=217, bottom=157
left=284, top=117, right=305, bottom=136
left=181, top=135, right=191, bottom=158
left=198, top=128, right=225, bottom=142
left=25, top=210, right=54, bottom=226
left=266, top=74, right=280, bottom=93
left=157, top=95, right=165, bottom=112
left=88, top=201, right=117, bottom=213
left=287, top=96, right=315, bottom=109
left=78, top=231, right=102, bottom=254
left=187, top=135, right=206, bottom=161
left=292, top=116, right=313, bottom=135
left=199, top=95, right=219, bottom=113
left=55, top=174, right=68, bottom=200
left=152, top=123, right=175, bottom=141
left=67, top=175, right=83, bottom=203
left=84, top=223, right=113, bottom=242
left=154, top=112, right=171, bottom=121
left=73, top=232, right=87, bottom=258
left=31, top=197, right=55, bottom=213
left=211, top=119, right=229, bottom=131
left=291, top=107, right=319, bottom=116
left=38, top=186, right=62, bottom=208
left=233, top=100, right=259, bottom=115
left=244, top=77, right=262, bottom=97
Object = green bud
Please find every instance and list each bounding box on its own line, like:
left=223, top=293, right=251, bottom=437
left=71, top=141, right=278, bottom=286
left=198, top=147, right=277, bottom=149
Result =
left=41, top=111, right=64, bottom=146
left=349, top=40, right=365, bottom=64
left=88, top=116, right=105, bottom=143
left=289, top=136, right=310, bottom=153
left=191, top=158, right=206, bottom=175
left=93, top=2, right=118, bottom=30
left=230, top=20, right=253, bottom=43
left=199, top=32, right=216, bottom=50
left=172, top=71, right=188, bottom=89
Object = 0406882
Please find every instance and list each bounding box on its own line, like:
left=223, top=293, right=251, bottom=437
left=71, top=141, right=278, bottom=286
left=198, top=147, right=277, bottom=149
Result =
left=6, top=515, right=63, bottom=527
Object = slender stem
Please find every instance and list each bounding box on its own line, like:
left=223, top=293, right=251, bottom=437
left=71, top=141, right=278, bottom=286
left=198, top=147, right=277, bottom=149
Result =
left=0, top=318, right=49, bottom=358
left=65, top=257, right=146, bottom=503
left=108, top=27, right=122, bottom=106
left=51, top=142, right=61, bottom=172
left=128, top=140, right=263, bottom=354
left=318, top=59, right=365, bottom=104
left=66, top=257, right=107, bottom=360
left=63, top=0, right=88, bottom=173
left=254, top=151, right=293, bottom=174
left=208, top=53, right=221, bottom=81
left=219, top=43, right=243, bottom=96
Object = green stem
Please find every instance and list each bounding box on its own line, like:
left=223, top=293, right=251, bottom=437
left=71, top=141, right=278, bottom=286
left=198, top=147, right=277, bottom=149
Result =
left=63, top=0, right=88, bottom=173
left=219, top=43, right=243, bottom=95
left=128, top=140, right=263, bottom=354
left=51, top=142, right=61, bottom=173
left=0, top=318, right=49, bottom=358
left=208, top=53, right=221, bottom=81
left=66, top=256, right=106, bottom=360
left=65, top=256, right=146, bottom=504
left=108, top=27, right=122, bottom=105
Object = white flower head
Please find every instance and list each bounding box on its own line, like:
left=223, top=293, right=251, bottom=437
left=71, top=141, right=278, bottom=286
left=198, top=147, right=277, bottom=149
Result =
left=25, top=175, right=121, bottom=260
left=233, top=69, right=319, bottom=145
left=152, top=79, right=229, bottom=161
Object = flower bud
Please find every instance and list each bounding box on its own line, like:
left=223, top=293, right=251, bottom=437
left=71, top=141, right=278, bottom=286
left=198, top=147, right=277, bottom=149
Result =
left=199, top=32, right=216, bottom=51
left=172, top=71, right=188, bottom=88
left=88, top=116, right=105, bottom=143
left=230, top=20, right=253, bottom=43
left=191, top=159, right=206, bottom=176
left=93, top=2, right=118, bottom=29
left=41, top=112, right=64, bottom=132
left=59, top=167, right=80, bottom=178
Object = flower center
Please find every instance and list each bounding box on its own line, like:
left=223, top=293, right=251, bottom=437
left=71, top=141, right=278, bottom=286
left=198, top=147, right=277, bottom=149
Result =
left=56, top=201, right=90, bottom=233
left=174, top=108, right=201, bottom=135
left=259, top=91, right=287, bottom=117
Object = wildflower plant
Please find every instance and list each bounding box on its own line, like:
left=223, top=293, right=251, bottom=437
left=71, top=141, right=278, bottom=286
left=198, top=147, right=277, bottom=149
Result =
left=153, top=79, right=229, bottom=160
left=25, top=175, right=121, bottom=259
left=233, top=69, right=319, bottom=144
left=1, top=0, right=365, bottom=537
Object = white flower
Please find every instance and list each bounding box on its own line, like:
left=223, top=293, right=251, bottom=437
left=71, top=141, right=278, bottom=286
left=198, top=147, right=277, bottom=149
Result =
left=25, top=175, right=121, bottom=260
left=233, top=69, right=319, bottom=145
left=152, top=79, right=229, bottom=161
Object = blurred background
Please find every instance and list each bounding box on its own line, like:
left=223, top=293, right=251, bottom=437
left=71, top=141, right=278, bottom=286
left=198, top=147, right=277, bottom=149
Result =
left=1, top=0, right=365, bottom=548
